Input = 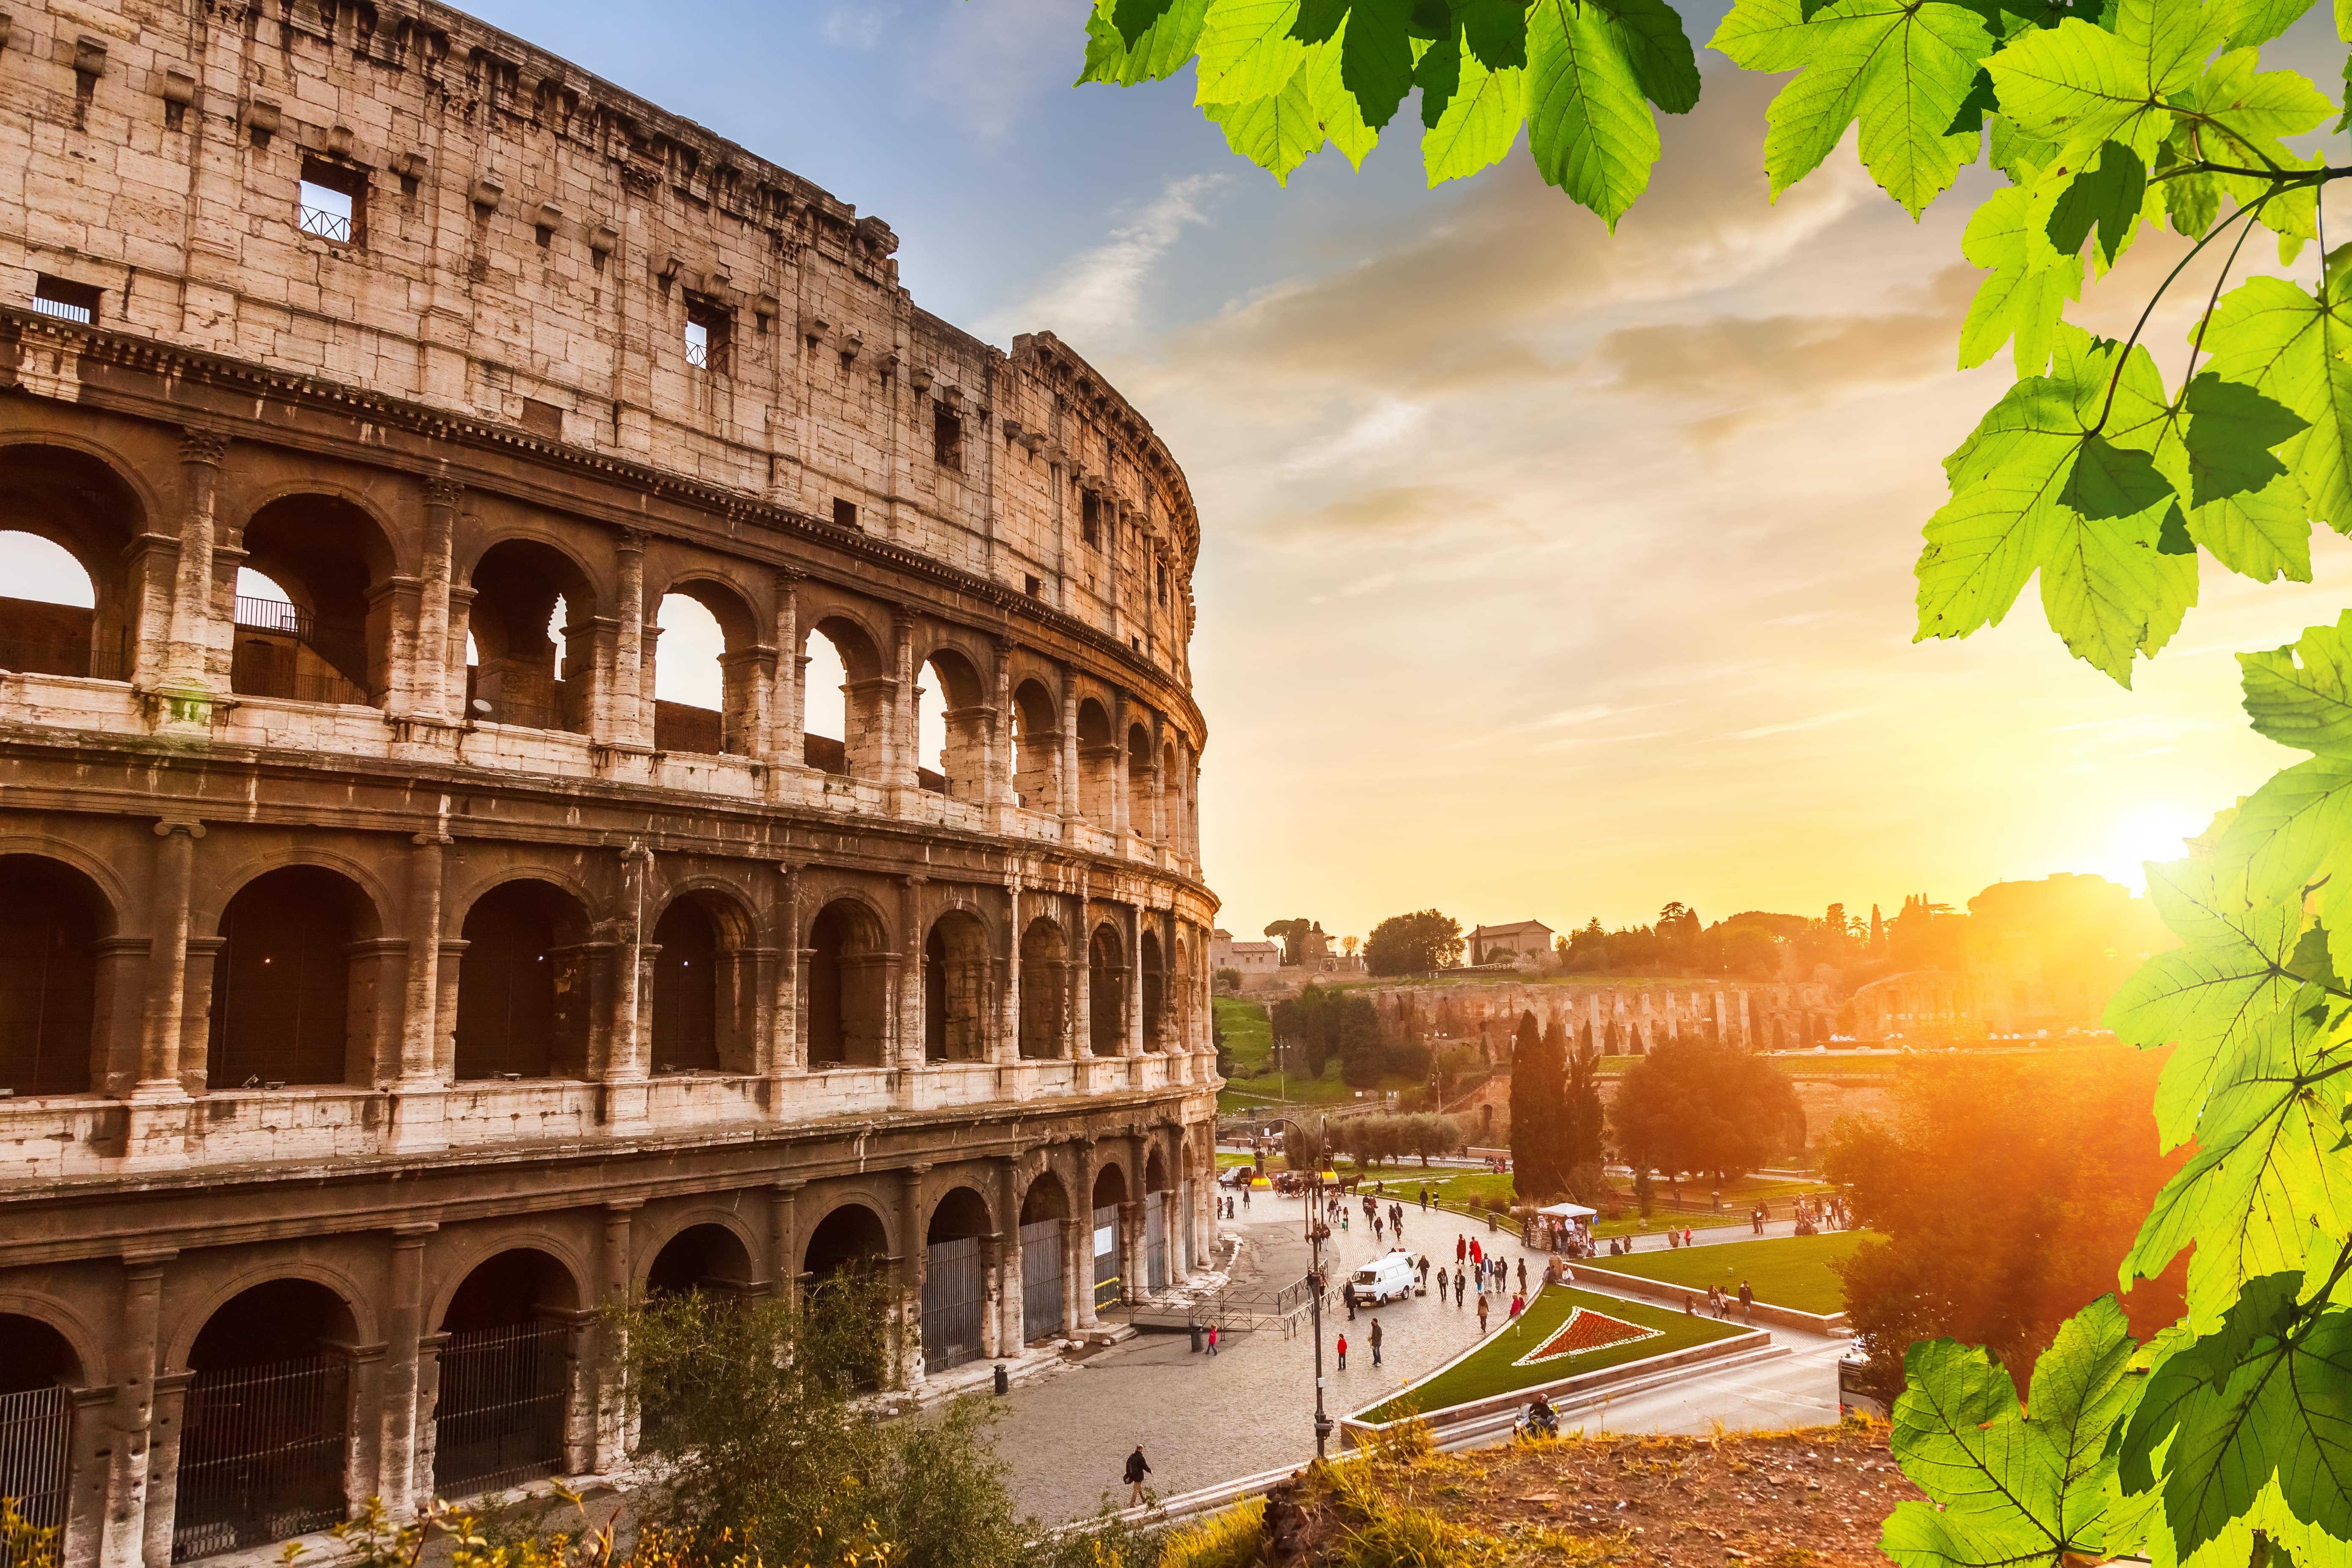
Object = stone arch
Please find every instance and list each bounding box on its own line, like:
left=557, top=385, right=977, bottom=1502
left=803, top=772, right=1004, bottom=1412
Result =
left=1091, top=1161, right=1130, bottom=1210
left=926, top=1184, right=992, bottom=1243
left=924, top=908, right=991, bottom=1063
left=166, top=1260, right=379, bottom=1370
left=1010, top=678, right=1060, bottom=814
left=1126, top=721, right=1154, bottom=838
left=802, top=611, right=891, bottom=780
left=801, top=1199, right=892, bottom=1277
left=1138, top=926, right=1167, bottom=1052
left=651, top=572, right=766, bottom=756
left=1074, top=698, right=1115, bottom=825
left=0, top=853, right=115, bottom=1097
left=1145, top=1145, right=1172, bottom=1192
left=430, top=1245, right=581, bottom=1500
left=0, top=438, right=151, bottom=680
left=914, top=644, right=989, bottom=799
left=233, top=491, right=402, bottom=707
left=0, top=1300, right=94, bottom=1390
left=1018, top=915, right=1068, bottom=1059
left=424, top=1230, right=593, bottom=1334
left=1020, top=1171, right=1070, bottom=1223
left=1173, top=934, right=1192, bottom=1051
left=208, top=864, right=381, bottom=1088
left=453, top=878, right=594, bottom=1080
left=806, top=895, right=890, bottom=1069
left=920, top=1183, right=992, bottom=1373
left=1088, top=920, right=1127, bottom=1055
left=1161, top=737, right=1187, bottom=857
left=650, top=884, right=760, bottom=1074
left=465, top=536, right=601, bottom=732
left=642, top=1219, right=756, bottom=1296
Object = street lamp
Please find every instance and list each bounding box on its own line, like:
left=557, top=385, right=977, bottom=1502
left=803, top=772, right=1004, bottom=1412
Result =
left=1269, top=1114, right=1336, bottom=1456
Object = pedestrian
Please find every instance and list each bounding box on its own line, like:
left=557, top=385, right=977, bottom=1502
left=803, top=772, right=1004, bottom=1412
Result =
left=1684, top=1292, right=1696, bottom=1315
left=1420, top=1186, right=1429, bottom=1211
left=1207, top=1323, right=1220, bottom=1356
left=1456, top=1234, right=1467, bottom=1264
left=1125, top=1444, right=1151, bottom=1507
left=1370, top=1318, right=1384, bottom=1366
left=1341, top=1211, right=1348, bottom=1232
left=1242, top=1186, right=1250, bottom=1209
left=1342, top=1279, right=1358, bottom=1320
left=1336, top=1332, right=1348, bottom=1370
left=1516, top=1258, right=1527, bottom=1295
left=1509, top=1292, right=1524, bottom=1321
left=1436, top=1265, right=1448, bottom=1301
left=1477, top=1294, right=1490, bottom=1334
left=1454, top=1272, right=1466, bottom=1307
left=1739, top=1280, right=1754, bottom=1323
left=1471, top=1236, right=1483, bottom=1269
left=1683, top=1226, right=1693, bottom=1247
left=1418, top=1256, right=1430, bottom=1289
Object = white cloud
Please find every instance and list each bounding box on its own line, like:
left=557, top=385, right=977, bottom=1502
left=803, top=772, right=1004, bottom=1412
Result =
left=818, top=1, right=896, bottom=49
left=983, top=174, right=1228, bottom=350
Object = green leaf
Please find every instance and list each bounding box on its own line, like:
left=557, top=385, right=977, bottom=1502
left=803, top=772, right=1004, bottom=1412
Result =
left=2213, top=0, right=2314, bottom=48
left=1203, top=58, right=1328, bottom=181
left=2245, top=611, right=2352, bottom=757
left=1414, top=21, right=1465, bottom=125
left=1881, top=1298, right=2137, bottom=1568
left=1422, top=49, right=1523, bottom=182
left=2044, top=140, right=2145, bottom=268
left=2201, top=268, right=2352, bottom=534
left=1915, top=324, right=2194, bottom=684
left=1590, top=0, right=1701, bottom=113
left=1304, top=30, right=1383, bottom=164
left=1523, top=0, right=1666, bottom=228
left=1338, top=0, right=1416, bottom=128
left=2119, top=1276, right=2352, bottom=1567
left=1958, top=183, right=2083, bottom=374
left=1195, top=0, right=1309, bottom=103
left=1710, top=0, right=1994, bottom=216
left=2132, top=373, right=2314, bottom=583
left=1456, top=0, right=1530, bottom=68
left=1986, top=0, right=2225, bottom=168
left=1081, top=0, right=1212, bottom=84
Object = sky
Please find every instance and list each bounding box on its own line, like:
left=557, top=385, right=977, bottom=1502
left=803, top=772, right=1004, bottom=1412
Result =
left=23, top=0, right=2350, bottom=947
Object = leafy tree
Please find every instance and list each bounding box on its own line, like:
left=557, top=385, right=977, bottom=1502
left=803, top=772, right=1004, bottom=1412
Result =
left=1363, top=908, right=1463, bottom=975
left=1564, top=1025, right=1604, bottom=1170
left=1609, top=1036, right=1801, bottom=1183
left=1506, top=1012, right=1565, bottom=1197
left=1066, top=3, right=2352, bottom=1562
left=1827, top=1046, right=2186, bottom=1404
left=1263, top=916, right=1314, bottom=966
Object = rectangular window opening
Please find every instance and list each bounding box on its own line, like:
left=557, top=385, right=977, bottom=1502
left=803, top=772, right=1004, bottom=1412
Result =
left=685, top=297, right=732, bottom=374
left=833, top=498, right=859, bottom=531
left=933, top=405, right=963, bottom=471
left=1025, top=574, right=1043, bottom=598
left=30, top=275, right=101, bottom=326
left=298, top=159, right=366, bottom=245
left=1081, top=492, right=1101, bottom=548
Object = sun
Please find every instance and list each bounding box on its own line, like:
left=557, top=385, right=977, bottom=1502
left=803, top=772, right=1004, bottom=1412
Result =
left=2095, top=805, right=2211, bottom=889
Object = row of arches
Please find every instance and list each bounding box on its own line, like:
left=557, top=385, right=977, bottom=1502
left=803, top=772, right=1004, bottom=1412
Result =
left=0, top=851, right=1201, bottom=1095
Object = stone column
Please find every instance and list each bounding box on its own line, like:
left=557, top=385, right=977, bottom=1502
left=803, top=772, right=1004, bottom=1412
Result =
left=432, top=939, right=468, bottom=1082
left=99, top=1251, right=170, bottom=1568
left=64, top=1384, right=113, bottom=1568
left=994, top=1155, right=1024, bottom=1354
left=1126, top=904, right=1144, bottom=1058
left=772, top=862, right=804, bottom=1084
left=604, top=845, right=655, bottom=1120
left=1058, top=665, right=1081, bottom=842
left=767, top=1181, right=804, bottom=1312
left=445, top=586, right=476, bottom=718
left=606, top=529, right=647, bottom=748
left=897, top=875, right=927, bottom=1071
left=594, top=1202, right=638, bottom=1470
left=138, top=1370, right=192, bottom=1568
left=413, top=478, right=460, bottom=719
left=1069, top=890, right=1092, bottom=1061
left=988, top=634, right=1016, bottom=823
left=898, top=1164, right=931, bottom=1389
left=1110, top=689, right=1131, bottom=840
left=376, top=1224, right=436, bottom=1517
left=399, top=829, right=450, bottom=1087
left=767, top=568, right=804, bottom=775
left=159, top=431, right=227, bottom=701
left=135, top=822, right=202, bottom=1100
left=122, top=533, right=180, bottom=692
left=1148, top=715, right=1167, bottom=848
left=997, top=876, right=1021, bottom=1067
left=1120, top=1200, right=1145, bottom=1304
left=1073, top=1142, right=1099, bottom=1329
left=890, top=605, right=918, bottom=803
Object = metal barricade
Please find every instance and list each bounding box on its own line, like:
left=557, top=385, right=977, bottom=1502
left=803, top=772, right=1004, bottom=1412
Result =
left=432, top=1321, right=569, bottom=1501
left=0, top=1385, right=70, bottom=1568
left=171, top=1355, right=348, bottom=1561
left=921, top=1237, right=986, bottom=1373
left=1091, top=1204, right=1122, bottom=1310
left=1020, top=1218, right=1064, bottom=1342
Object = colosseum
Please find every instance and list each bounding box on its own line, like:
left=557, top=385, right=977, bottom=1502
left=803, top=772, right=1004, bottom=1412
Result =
left=0, top=0, right=1221, bottom=1560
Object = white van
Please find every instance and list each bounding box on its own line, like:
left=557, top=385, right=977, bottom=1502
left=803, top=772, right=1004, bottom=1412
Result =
left=1350, top=1252, right=1418, bottom=1305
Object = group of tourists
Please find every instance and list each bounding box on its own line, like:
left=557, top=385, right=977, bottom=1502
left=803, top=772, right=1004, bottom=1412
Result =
left=1688, top=1280, right=1755, bottom=1322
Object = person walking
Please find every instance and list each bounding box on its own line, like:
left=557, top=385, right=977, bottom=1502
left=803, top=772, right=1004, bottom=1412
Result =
left=1418, top=1256, right=1430, bottom=1290
left=1476, top=1293, right=1490, bottom=1334
left=1508, top=1292, right=1524, bottom=1321
left=1343, top=1279, right=1358, bottom=1321
left=1436, top=1265, right=1449, bottom=1302
left=1125, top=1444, right=1151, bottom=1507
left=1471, top=1236, right=1484, bottom=1270
left=1456, top=1234, right=1467, bottom=1265
left=1206, top=1323, right=1220, bottom=1356
left=1516, top=1258, right=1528, bottom=1295
left=1336, top=1332, right=1349, bottom=1370
left=1739, top=1280, right=1754, bottom=1323
left=1454, top=1271, right=1467, bottom=1307
left=1369, top=1318, right=1384, bottom=1366
left=1419, top=1186, right=1429, bottom=1211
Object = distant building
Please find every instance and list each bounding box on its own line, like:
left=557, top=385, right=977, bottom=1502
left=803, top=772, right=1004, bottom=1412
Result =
left=1211, top=930, right=1283, bottom=975
left=1467, top=920, right=1555, bottom=967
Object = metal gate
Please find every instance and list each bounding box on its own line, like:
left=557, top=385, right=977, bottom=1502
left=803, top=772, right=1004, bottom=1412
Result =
left=921, top=1237, right=986, bottom=1373
left=433, top=1321, right=570, bottom=1501
left=172, top=1356, right=348, bottom=1561
left=1019, top=1218, right=1064, bottom=1342
left=1145, top=1192, right=1168, bottom=1293
left=1091, top=1203, right=1123, bottom=1310
left=0, top=1385, right=70, bottom=1568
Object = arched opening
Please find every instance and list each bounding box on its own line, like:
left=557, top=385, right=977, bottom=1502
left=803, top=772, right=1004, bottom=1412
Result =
left=1143, top=1145, right=1173, bottom=1291
left=801, top=616, right=888, bottom=779
left=176, top=1280, right=358, bottom=1560
left=801, top=1203, right=890, bottom=1390
left=434, top=1249, right=579, bottom=1500
left=652, top=583, right=763, bottom=756
left=0, top=1313, right=81, bottom=1540
left=1018, top=917, right=1067, bottom=1060
left=645, top=1223, right=754, bottom=1298
left=1018, top=1174, right=1069, bottom=1342
left=467, top=540, right=594, bottom=732
left=1173, top=937, right=1192, bottom=1053
left=806, top=899, right=888, bottom=1069
left=0, top=444, right=143, bottom=681
left=1126, top=723, right=1154, bottom=839
left=0, top=856, right=106, bottom=1097
left=914, top=649, right=986, bottom=798
left=454, top=881, right=590, bottom=1080
left=1074, top=699, right=1115, bottom=825
left=1162, top=740, right=1187, bottom=858
left=233, top=495, right=395, bottom=707
left=209, top=867, right=367, bottom=1089
left=650, top=896, right=721, bottom=1073
left=1088, top=922, right=1126, bottom=1056
left=1138, top=929, right=1166, bottom=1053
left=1010, top=679, right=1060, bottom=814
left=923, top=910, right=989, bottom=1063
left=922, top=1187, right=991, bottom=1372
left=1090, top=1164, right=1129, bottom=1312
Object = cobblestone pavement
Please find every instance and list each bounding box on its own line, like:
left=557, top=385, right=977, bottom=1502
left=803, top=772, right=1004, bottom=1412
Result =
left=985, top=1190, right=1845, bottom=1524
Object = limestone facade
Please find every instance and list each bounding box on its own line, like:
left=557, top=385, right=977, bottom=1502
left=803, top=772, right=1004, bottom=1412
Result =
left=1366, top=979, right=1838, bottom=1060
left=0, top=0, right=1219, bottom=1560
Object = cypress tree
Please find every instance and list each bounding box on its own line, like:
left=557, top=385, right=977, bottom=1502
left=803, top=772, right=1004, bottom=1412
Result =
left=1508, top=1011, right=1568, bottom=1198
left=1564, top=1026, right=1605, bottom=1175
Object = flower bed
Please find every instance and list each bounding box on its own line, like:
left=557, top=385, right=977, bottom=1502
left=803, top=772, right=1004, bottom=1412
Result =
left=1511, top=1305, right=1661, bottom=1366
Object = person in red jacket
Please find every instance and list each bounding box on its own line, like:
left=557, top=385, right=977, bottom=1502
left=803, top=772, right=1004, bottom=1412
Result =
left=1336, top=1332, right=1349, bottom=1370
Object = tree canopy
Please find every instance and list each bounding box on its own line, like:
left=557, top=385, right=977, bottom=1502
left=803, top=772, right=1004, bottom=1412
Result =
left=1506, top=1011, right=1566, bottom=1197
left=1608, top=1035, right=1802, bottom=1181
left=1364, top=908, right=1464, bottom=974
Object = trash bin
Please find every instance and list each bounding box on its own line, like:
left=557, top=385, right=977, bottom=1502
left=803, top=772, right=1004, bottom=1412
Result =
left=1189, top=1323, right=1204, bottom=1353
left=1487, top=1212, right=1499, bottom=1232
left=992, top=1363, right=1009, bottom=1396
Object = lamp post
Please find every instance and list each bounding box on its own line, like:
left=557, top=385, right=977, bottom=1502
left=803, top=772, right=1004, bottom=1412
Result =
left=1270, top=1114, right=1335, bottom=1457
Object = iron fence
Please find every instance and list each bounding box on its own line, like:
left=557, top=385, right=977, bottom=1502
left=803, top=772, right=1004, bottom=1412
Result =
left=0, top=1385, right=70, bottom=1568
left=297, top=206, right=353, bottom=243
left=171, top=1356, right=348, bottom=1561
left=1019, top=1218, right=1064, bottom=1343
left=230, top=665, right=371, bottom=707
left=1144, top=1192, right=1168, bottom=1293
left=233, top=598, right=313, bottom=638
left=1091, top=1204, right=1122, bottom=1311
left=920, top=1237, right=985, bottom=1373
left=433, top=1321, right=569, bottom=1501
left=0, top=638, right=128, bottom=680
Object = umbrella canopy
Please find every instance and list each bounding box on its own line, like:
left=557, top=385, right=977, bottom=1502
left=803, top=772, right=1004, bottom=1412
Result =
left=1536, top=1202, right=1597, bottom=1219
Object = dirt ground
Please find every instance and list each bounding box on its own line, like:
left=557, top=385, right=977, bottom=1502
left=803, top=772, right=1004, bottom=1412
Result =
left=1266, top=1420, right=1921, bottom=1566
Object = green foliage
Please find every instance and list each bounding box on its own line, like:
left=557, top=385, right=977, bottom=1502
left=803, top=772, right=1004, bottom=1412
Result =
left=1364, top=908, right=1465, bottom=974
left=1610, top=1034, right=1804, bottom=1181
left=1060, top=0, right=2352, bottom=1563
left=1507, top=1013, right=1567, bottom=1197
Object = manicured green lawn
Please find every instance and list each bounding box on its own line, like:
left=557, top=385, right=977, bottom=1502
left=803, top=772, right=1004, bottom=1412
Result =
left=1357, top=1285, right=1743, bottom=1423
left=1215, top=998, right=1274, bottom=1070
left=1592, top=1232, right=1865, bottom=1314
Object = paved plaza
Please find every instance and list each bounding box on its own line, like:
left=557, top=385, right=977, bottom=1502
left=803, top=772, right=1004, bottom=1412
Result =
left=987, top=1188, right=1847, bottom=1524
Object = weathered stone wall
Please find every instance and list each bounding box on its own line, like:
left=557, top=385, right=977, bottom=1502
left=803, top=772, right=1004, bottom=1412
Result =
left=1365, top=979, right=1839, bottom=1057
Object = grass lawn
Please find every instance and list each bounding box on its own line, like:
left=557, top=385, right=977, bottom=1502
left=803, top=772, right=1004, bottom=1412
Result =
left=1215, top=998, right=1274, bottom=1071
left=1357, top=1285, right=1745, bottom=1423
left=1593, top=1232, right=1865, bottom=1314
